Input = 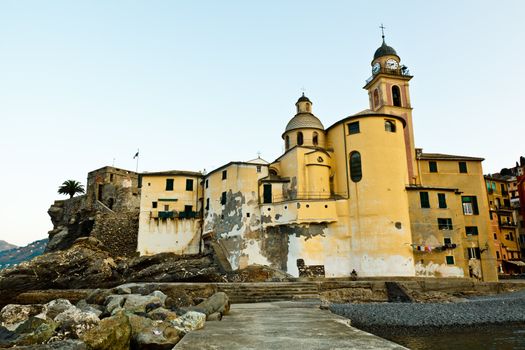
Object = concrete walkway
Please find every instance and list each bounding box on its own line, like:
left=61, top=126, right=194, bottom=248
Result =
left=174, top=301, right=407, bottom=350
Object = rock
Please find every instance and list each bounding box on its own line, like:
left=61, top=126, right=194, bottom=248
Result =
left=146, top=307, right=179, bottom=322
left=121, top=293, right=166, bottom=314
left=0, top=304, right=44, bottom=331
left=12, top=339, right=87, bottom=349
left=43, top=299, right=74, bottom=319
left=81, top=311, right=131, bottom=350
left=207, top=312, right=222, bottom=321
left=13, top=317, right=57, bottom=347
left=85, top=289, right=113, bottom=305
left=170, top=311, right=206, bottom=334
left=226, top=264, right=293, bottom=282
left=0, top=325, right=19, bottom=348
left=128, top=314, right=182, bottom=350
left=104, top=295, right=126, bottom=315
left=190, top=292, right=229, bottom=316
left=115, top=285, right=132, bottom=295
left=53, top=307, right=100, bottom=337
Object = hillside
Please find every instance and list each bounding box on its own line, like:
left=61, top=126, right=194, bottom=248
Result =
left=0, top=238, right=48, bottom=269
left=0, top=240, right=17, bottom=251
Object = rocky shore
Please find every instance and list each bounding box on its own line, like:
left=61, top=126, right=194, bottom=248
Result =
left=0, top=285, right=230, bottom=349
left=329, top=289, right=525, bottom=328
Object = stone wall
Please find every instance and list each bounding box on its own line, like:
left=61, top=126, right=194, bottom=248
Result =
left=90, top=208, right=139, bottom=258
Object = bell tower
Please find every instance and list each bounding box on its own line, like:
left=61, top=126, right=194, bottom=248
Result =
left=363, top=27, right=419, bottom=183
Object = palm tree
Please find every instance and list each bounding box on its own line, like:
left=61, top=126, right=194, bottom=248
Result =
left=58, top=180, right=85, bottom=198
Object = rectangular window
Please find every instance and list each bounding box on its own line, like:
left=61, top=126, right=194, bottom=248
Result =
left=222, top=170, right=227, bottom=180
left=438, top=218, right=453, bottom=230
left=467, top=247, right=481, bottom=259
left=444, top=237, right=452, bottom=245
left=186, top=179, right=194, bottom=191
left=489, top=211, right=493, bottom=220
left=348, top=121, right=360, bottom=134
left=459, top=162, right=468, bottom=173
left=256, top=165, right=261, bottom=173
left=205, top=179, right=209, bottom=188
left=494, top=233, right=497, bottom=240
left=166, top=179, right=174, bottom=191
left=152, top=201, right=158, bottom=209
left=205, top=198, right=209, bottom=210
left=184, top=205, right=193, bottom=213
left=462, top=196, right=479, bottom=215
left=496, top=251, right=500, bottom=259
left=446, top=256, right=455, bottom=265
left=164, top=204, right=169, bottom=211
left=429, top=161, right=438, bottom=173
left=221, top=192, right=227, bottom=205
left=466, top=226, right=479, bottom=236
left=420, top=192, right=430, bottom=208
left=438, top=193, right=447, bottom=208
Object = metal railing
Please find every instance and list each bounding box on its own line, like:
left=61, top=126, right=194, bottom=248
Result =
left=263, top=192, right=347, bottom=204
left=366, top=66, right=411, bottom=84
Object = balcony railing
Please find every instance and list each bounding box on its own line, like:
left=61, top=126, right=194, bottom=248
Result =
left=366, top=66, right=411, bottom=84
left=153, top=210, right=201, bottom=220
left=263, top=191, right=347, bottom=204
left=500, top=221, right=517, bottom=228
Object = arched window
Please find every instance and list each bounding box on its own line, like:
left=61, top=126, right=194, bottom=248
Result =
left=269, top=169, right=278, bottom=176
left=373, top=89, right=380, bottom=108
left=285, top=135, right=290, bottom=150
left=392, top=85, right=401, bottom=107
left=349, top=151, right=362, bottom=182
left=297, top=131, right=304, bottom=146
left=385, top=120, right=396, bottom=133
left=312, top=132, right=319, bottom=146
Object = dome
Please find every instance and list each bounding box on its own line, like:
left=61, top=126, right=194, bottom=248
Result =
left=285, top=113, right=324, bottom=133
left=297, top=93, right=311, bottom=103
left=373, top=40, right=398, bottom=60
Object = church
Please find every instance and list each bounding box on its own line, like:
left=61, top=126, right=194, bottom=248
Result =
left=135, top=37, right=498, bottom=282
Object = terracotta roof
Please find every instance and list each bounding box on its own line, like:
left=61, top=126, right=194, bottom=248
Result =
left=141, top=170, right=202, bottom=177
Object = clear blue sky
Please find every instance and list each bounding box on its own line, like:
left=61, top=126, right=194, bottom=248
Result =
left=1, top=1, right=524, bottom=245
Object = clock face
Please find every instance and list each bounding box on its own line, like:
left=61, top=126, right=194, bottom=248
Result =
left=372, top=62, right=380, bottom=74
left=386, top=59, right=399, bottom=69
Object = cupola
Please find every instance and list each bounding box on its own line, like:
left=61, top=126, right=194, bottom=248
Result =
left=282, top=94, right=325, bottom=151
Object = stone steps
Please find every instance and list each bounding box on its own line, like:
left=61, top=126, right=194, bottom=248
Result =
left=217, top=283, right=321, bottom=303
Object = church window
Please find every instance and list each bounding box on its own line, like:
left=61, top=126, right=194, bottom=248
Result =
left=429, top=161, right=438, bottom=173
left=313, top=132, right=319, bottom=146
left=297, top=132, right=304, bottom=146
left=165, top=179, right=174, bottom=191
left=285, top=135, right=290, bottom=150
left=384, top=120, right=396, bottom=132
left=373, top=89, right=379, bottom=108
left=221, top=192, right=227, bottom=205
left=348, top=121, right=360, bottom=135
left=185, top=179, right=194, bottom=191
left=419, top=192, right=430, bottom=208
left=263, top=184, right=272, bottom=204
left=392, top=85, right=402, bottom=107
left=459, top=162, right=468, bottom=173
left=205, top=179, right=208, bottom=188
left=349, top=151, right=362, bottom=182
left=222, top=170, right=227, bottom=180
left=269, top=169, right=277, bottom=176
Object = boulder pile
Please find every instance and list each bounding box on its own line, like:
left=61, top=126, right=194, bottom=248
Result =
left=0, top=286, right=230, bottom=349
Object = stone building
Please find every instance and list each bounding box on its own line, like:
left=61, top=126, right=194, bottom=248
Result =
left=135, top=37, right=499, bottom=281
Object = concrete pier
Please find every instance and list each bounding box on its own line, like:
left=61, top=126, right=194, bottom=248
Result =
left=174, top=301, right=407, bottom=350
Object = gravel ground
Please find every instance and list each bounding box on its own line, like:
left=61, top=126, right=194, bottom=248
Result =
left=330, top=290, right=525, bottom=327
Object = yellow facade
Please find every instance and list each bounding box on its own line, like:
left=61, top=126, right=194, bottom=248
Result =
left=135, top=38, right=499, bottom=281
left=137, top=171, right=203, bottom=256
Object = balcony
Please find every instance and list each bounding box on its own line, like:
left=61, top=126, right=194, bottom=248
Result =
left=261, top=199, right=338, bottom=227
left=500, top=221, right=517, bottom=228
left=365, top=66, right=412, bottom=85
left=153, top=210, right=201, bottom=220
left=264, top=192, right=347, bottom=204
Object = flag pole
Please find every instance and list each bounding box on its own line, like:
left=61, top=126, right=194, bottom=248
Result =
left=136, top=148, right=139, bottom=173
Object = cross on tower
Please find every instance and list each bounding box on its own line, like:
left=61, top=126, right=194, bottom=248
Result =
left=380, top=23, right=386, bottom=40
